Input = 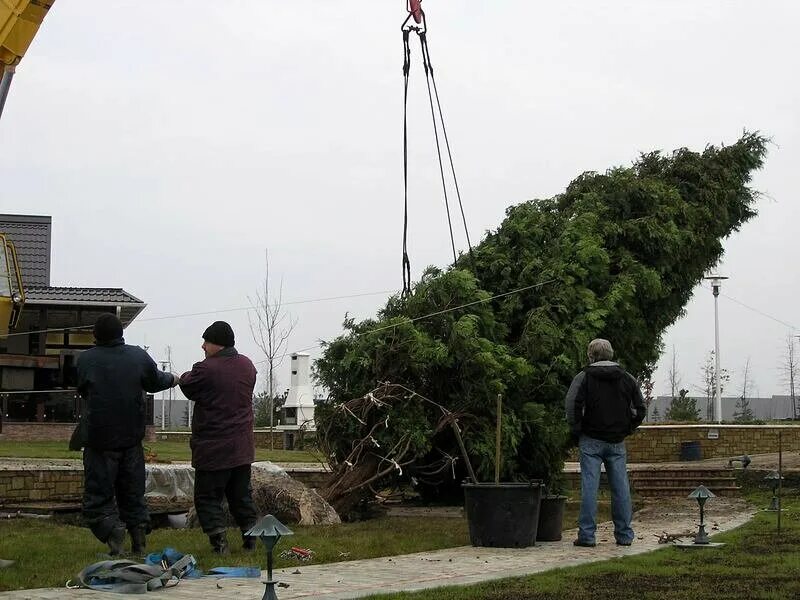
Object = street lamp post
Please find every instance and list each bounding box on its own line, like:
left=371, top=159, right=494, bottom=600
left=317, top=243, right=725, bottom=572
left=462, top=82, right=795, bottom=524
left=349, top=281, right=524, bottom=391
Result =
left=704, top=276, right=728, bottom=424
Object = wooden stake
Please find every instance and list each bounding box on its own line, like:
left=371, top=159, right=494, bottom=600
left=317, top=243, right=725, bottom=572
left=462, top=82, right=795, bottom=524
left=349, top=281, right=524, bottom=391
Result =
left=451, top=419, right=478, bottom=483
left=495, top=394, right=502, bottom=484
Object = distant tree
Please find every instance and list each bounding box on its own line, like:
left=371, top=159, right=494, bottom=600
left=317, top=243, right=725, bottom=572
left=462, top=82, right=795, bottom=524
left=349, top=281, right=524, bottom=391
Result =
left=641, top=364, right=655, bottom=421
left=248, top=249, right=297, bottom=448
left=651, top=404, right=661, bottom=423
left=700, top=350, right=730, bottom=421
left=778, top=337, right=799, bottom=420
left=734, top=357, right=755, bottom=422
left=666, top=389, right=700, bottom=422
left=667, top=346, right=682, bottom=402
left=253, top=390, right=287, bottom=428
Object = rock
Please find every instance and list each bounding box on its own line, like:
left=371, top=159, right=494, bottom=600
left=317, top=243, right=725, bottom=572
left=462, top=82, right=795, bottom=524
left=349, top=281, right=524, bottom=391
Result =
left=186, top=462, right=340, bottom=527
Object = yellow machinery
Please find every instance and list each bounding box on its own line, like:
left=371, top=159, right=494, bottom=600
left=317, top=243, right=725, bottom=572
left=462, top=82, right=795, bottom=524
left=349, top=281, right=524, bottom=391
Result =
left=0, top=234, right=24, bottom=337
left=0, top=0, right=55, bottom=119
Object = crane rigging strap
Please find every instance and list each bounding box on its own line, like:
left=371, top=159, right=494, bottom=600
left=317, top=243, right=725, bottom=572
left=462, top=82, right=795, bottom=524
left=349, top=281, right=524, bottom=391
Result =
left=400, top=3, right=474, bottom=298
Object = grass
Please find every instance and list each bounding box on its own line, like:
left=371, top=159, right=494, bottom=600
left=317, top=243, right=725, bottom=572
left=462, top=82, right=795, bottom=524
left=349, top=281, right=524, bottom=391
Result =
left=0, top=441, right=319, bottom=464
left=363, top=489, right=800, bottom=600
left=0, top=499, right=601, bottom=591
left=0, top=517, right=469, bottom=591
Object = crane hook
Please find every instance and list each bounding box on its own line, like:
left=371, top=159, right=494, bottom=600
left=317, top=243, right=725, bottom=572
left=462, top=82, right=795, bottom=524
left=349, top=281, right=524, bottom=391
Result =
left=409, top=0, right=423, bottom=24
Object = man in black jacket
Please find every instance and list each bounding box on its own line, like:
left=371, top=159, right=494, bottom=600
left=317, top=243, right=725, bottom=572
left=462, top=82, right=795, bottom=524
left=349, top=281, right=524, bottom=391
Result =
left=77, top=314, right=178, bottom=555
left=565, top=338, right=646, bottom=548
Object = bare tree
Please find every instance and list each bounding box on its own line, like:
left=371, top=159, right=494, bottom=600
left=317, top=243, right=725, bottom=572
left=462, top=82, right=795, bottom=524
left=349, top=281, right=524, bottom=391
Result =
left=778, top=336, right=799, bottom=420
left=700, top=350, right=729, bottom=422
left=248, top=250, right=297, bottom=449
left=654, top=346, right=683, bottom=423
left=667, top=345, right=682, bottom=398
left=733, top=357, right=755, bottom=422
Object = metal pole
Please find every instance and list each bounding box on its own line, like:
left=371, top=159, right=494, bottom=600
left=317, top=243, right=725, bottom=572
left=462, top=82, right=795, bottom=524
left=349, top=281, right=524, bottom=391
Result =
left=778, top=431, right=783, bottom=534
left=790, top=360, right=796, bottom=421
left=713, top=284, right=722, bottom=423
left=0, top=65, right=16, bottom=122
left=160, top=361, right=168, bottom=430
left=495, top=394, right=502, bottom=484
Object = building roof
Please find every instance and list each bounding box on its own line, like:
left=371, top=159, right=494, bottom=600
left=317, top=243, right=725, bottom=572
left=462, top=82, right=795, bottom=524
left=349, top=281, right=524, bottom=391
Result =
left=24, top=286, right=147, bottom=326
left=25, top=286, right=144, bottom=305
left=0, top=214, right=52, bottom=287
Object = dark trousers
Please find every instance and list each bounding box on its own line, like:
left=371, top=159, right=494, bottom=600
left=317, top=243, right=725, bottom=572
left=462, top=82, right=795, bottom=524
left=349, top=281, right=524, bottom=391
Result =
left=194, top=464, right=257, bottom=536
left=83, top=445, right=148, bottom=543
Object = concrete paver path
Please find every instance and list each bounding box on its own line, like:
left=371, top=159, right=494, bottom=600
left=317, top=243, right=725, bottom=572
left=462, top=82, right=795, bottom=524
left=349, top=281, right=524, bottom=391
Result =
left=0, top=498, right=753, bottom=600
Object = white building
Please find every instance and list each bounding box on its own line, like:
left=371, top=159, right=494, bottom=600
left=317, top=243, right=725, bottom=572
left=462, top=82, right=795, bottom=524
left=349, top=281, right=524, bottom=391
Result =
left=282, top=352, right=316, bottom=431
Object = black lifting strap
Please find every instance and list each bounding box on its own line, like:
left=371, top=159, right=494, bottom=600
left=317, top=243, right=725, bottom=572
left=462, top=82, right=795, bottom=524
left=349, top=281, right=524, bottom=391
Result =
left=419, top=30, right=458, bottom=267
left=402, top=29, right=413, bottom=298
left=401, top=18, right=476, bottom=299
left=418, top=32, right=475, bottom=269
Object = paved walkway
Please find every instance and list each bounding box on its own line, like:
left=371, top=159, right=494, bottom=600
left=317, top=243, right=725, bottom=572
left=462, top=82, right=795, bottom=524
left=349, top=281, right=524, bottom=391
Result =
left=0, top=498, right=754, bottom=600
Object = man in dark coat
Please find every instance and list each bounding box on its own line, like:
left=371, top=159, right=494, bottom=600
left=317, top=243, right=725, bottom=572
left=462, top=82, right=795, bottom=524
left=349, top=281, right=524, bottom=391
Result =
left=565, top=338, right=646, bottom=548
left=179, top=321, right=259, bottom=554
left=77, top=314, right=178, bottom=555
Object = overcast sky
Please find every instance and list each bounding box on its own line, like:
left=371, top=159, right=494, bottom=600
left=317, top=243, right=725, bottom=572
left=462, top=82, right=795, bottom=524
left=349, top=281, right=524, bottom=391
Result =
left=2, top=1, right=798, bottom=406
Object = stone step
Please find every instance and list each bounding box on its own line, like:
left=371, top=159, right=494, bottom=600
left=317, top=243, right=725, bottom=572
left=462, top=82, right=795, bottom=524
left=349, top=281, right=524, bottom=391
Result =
left=630, top=469, right=737, bottom=479
left=634, top=485, right=741, bottom=497
left=630, top=475, right=737, bottom=485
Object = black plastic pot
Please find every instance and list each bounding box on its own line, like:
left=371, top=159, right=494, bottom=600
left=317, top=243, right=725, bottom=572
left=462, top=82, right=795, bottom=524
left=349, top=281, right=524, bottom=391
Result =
left=536, top=495, right=567, bottom=541
left=462, top=482, right=543, bottom=548
left=680, top=440, right=702, bottom=461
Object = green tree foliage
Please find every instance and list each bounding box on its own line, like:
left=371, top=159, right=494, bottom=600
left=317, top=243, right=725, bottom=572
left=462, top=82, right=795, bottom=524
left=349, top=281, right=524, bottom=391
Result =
left=316, top=134, right=767, bottom=492
left=666, top=389, right=701, bottom=422
left=253, top=391, right=285, bottom=428
left=733, top=396, right=754, bottom=423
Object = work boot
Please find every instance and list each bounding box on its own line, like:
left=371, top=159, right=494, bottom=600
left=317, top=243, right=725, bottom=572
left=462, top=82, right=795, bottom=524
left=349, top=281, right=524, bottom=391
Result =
left=107, top=526, right=126, bottom=556
left=209, top=532, right=229, bottom=555
left=130, top=526, right=147, bottom=555
left=242, top=531, right=257, bottom=552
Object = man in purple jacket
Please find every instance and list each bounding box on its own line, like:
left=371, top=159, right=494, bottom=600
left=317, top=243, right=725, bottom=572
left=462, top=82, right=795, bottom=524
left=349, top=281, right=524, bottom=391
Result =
left=179, top=321, right=259, bottom=554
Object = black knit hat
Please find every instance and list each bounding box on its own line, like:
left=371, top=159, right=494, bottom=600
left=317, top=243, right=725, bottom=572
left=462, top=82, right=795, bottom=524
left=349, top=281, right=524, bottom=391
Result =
left=94, top=314, right=123, bottom=344
left=203, top=321, right=235, bottom=347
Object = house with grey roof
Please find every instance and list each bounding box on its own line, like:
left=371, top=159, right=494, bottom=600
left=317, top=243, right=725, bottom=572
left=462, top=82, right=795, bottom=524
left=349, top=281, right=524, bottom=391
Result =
left=0, top=214, right=148, bottom=431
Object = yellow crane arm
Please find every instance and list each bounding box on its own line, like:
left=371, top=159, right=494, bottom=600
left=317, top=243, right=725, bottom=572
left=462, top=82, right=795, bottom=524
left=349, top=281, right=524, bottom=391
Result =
left=0, top=0, right=55, bottom=119
left=1, top=0, right=55, bottom=66
left=0, top=234, right=25, bottom=337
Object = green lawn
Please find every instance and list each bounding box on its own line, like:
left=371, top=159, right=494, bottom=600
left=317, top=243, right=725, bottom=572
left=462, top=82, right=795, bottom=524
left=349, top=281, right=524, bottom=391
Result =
left=0, top=517, right=469, bottom=591
left=364, top=490, right=800, bottom=600
left=0, top=441, right=319, bottom=464
left=0, top=501, right=600, bottom=591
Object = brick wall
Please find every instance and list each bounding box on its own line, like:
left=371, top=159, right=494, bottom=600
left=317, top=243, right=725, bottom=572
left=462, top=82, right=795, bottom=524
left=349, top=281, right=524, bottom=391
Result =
left=0, top=468, right=83, bottom=503
left=152, top=430, right=286, bottom=450
left=625, top=425, right=800, bottom=462
left=0, top=423, right=77, bottom=442
left=0, top=424, right=156, bottom=442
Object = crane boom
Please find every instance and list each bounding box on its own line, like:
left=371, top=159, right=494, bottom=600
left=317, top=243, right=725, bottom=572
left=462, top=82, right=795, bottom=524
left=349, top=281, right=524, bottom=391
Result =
left=0, top=0, right=56, bottom=120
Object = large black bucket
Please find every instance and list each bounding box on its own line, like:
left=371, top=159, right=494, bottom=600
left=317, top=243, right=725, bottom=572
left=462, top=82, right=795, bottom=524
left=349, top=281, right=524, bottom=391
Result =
left=680, top=440, right=702, bottom=461
left=536, top=495, right=567, bottom=541
left=462, top=482, right=543, bottom=548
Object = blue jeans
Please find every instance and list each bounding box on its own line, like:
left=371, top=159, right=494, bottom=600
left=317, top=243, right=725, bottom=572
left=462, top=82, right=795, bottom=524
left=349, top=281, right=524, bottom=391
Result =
left=578, top=435, right=634, bottom=544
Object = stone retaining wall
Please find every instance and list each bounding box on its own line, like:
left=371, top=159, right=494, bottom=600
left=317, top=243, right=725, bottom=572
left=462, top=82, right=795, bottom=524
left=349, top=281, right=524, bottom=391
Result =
left=0, top=468, right=83, bottom=503
left=0, top=423, right=156, bottom=443
left=0, top=464, right=327, bottom=506
left=152, top=430, right=286, bottom=449
left=626, top=425, right=800, bottom=462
